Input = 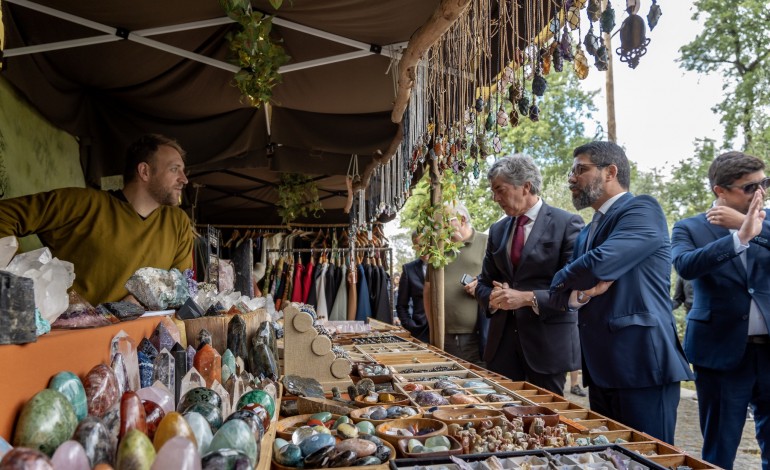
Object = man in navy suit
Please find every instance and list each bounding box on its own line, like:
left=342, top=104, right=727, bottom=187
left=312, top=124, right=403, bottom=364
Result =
left=549, top=141, right=693, bottom=444
left=672, top=151, right=770, bottom=469
left=476, top=155, right=584, bottom=395
left=396, top=231, right=429, bottom=342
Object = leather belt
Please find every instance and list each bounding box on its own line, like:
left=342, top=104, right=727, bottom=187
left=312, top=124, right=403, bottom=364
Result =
left=747, top=335, right=770, bottom=344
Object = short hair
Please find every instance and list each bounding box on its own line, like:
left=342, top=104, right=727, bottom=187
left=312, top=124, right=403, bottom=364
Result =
left=708, top=151, right=765, bottom=194
left=487, top=154, right=542, bottom=195
left=123, top=134, right=186, bottom=183
left=411, top=230, right=420, bottom=243
left=448, top=202, right=472, bottom=228
left=572, top=141, right=630, bottom=190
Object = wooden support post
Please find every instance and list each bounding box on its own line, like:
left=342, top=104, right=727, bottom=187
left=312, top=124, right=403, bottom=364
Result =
left=428, top=155, right=445, bottom=350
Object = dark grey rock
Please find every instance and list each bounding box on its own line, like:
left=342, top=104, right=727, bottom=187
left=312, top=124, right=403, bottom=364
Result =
left=282, top=375, right=324, bottom=398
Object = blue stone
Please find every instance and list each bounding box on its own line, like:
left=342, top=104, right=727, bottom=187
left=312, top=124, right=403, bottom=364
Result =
left=137, top=351, right=154, bottom=389
left=137, top=338, right=159, bottom=362
left=275, top=443, right=302, bottom=466
left=298, top=433, right=335, bottom=457
left=48, top=371, right=87, bottom=422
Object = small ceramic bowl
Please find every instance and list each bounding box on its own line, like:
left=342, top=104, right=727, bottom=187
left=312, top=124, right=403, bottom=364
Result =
left=353, top=392, right=410, bottom=407
left=396, top=434, right=464, bottom=458
left=431, top=407, right=504, bottom=426
left=375, top=418, right=448, bottom=446
left=349, top=404, right=423, bottom=425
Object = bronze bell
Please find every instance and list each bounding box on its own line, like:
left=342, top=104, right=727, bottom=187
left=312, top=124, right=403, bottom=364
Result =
left=616, top=13, right=650, bottom=69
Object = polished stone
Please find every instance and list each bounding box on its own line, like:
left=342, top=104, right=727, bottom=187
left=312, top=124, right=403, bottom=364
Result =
left=116, top=429, right=155, bottom=470
left=142, top=399, right=165, bottom=441
left=51, top=291, right=111, bottom=329
left=178, top=387, right=222, bottom=413
left=136, top=384, right=174, bottom=415
left=0, top=271, right=36, bottom=345
left=119, top=391, right=147, bottom=440
left=249, top=339, right=278, bottom=381
left=336, top=423, right=359, bottom=439
left=48, top=371, right=87, bottom=422
left=13, top=390, right=77, bottom=456
left=83, top=364, right=120, bottom=418
left=72, top=416, right=113, bottom=467
left=111, top=353, right=129, bottom=398
left=152, top=411, right=196, bottom=452
left=236, top=389, right=275, bottom=419
left=99, top=301, right=145, bottom=322
left=224, top=375, right=246, bottom=413
left=200, top=448, right=251, bottom=470
left=172, top=342, right=188, bottom=406
left=51, top=440, right=90, bottom=470
left=151, top=436, right=201, bottom=470
left=274, top=443, right=302, bottom=466
left=334, top=438, right=376, bottom=457
left=100, top=404, right=121, bottom=449
left=226, top=315, right=248, bottom=365
left=110, top=330, right=140, bottom=392
left=153, top=348, right=175, bottom=393
left=138, top=352, right=154, bottom=389
left=150, top=322, right=175, bottom=355
left=281, top=375, right=324, bottom=398
left=355, top=421, right=375, bottom=435
left=184, top=411, right=213, bottom=454
left=298, top=433, right=336, bottom=457
left=329, top=449, right=357, bottom=467
left=182, top=402, right=223, bottom=434
left=0, top=447, right=53, bottom=469
left=221, top=350, right=236, bottom=384
left=303, top=445, right=334, bottom=468
left=224, top=409, right=265, bottom=441
left=194, top=344, right=221, bottom=388
left=209, top=419, right=259, bottom=467
left=138, top=338, right=159, bottom=363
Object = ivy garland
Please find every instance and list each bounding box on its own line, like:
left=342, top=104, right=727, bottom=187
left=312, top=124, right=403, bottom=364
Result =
left=221, top=0, right=290, bottom=107
left=413, top=174, right=465, bottom=269
left=276, top=173, right=324, bottom=225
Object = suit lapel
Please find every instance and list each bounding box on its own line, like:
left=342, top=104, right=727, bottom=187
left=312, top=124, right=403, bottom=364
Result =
left=586, top=193, right=632, bottom=250
left=493, top=217, right=515, bottom=282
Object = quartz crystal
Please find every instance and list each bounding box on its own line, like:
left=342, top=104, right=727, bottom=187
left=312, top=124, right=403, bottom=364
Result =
left=110, top=330, right=140, bottom=392
left=0, top=235, right=18, bottom=268
left=180, top=368, right=206, bottom=402
left=210, top=381, right=231, bottom=419
left=153, top=348, right=175, bottom=393
left=51, top=440, right=90, bottom=470
left=111, top=353, right=129, bottom=398
left=4, top=246, right=74, bottom=323
left=125, top=267, right=190, bottom=310
left=186, top=346, right=196, bottom=371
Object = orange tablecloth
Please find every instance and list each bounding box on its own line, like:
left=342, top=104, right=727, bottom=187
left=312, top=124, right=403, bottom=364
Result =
left=0, top=317, right=161, bottom=441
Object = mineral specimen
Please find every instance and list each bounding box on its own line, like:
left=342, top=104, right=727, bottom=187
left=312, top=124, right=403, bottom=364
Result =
left=0, top=271, right=36, bottom=345
left=125, top=267, right=190, bottom=310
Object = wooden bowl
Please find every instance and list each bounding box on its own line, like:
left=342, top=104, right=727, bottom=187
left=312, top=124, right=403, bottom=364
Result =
left=375, top=418, right=447, bottom=446
left=271, top=439, right=397, bottom=470
left=396, top=434, right=463, bottom=458
left=353, top=392, right=410, bottom=407
left=501, top=405, right=559, bottom=428
left=348, top=404, right=423, bottom=425
left=431, top=407, right=504, bottom=426
left=275, top=413, right=342, bottom=441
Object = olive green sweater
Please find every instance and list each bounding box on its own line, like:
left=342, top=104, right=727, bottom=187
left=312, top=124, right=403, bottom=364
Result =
left=444, top=229, right=488, bottom=334
left=0, top=187, right=193, bottom=305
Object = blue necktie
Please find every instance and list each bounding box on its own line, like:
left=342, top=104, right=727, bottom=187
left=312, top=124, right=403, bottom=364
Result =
left=586, top=211, right=603, bottom=249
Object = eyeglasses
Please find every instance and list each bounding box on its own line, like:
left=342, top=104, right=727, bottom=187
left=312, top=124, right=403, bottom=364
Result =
left=568, top=163, right=609, bottom=177
left=724, top=177, right=770, bottom=195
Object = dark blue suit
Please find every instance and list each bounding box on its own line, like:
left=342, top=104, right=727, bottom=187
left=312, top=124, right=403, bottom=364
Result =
left=672, top=210, right=770, bottom=469
left=550, top=193, right=693, bottom=444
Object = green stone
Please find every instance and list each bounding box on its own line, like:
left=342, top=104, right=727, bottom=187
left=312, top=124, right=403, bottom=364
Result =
left=116, top=429, right=156, bottom=470
left=48, top=371, right=87, bottom=422
left=425, top=436, right=451, bottom=448
left=332, top=416, right=350, bottom=429
left=13, top=389, right=77, bottom=456
left=236, top=389, right=275, bottom=419
left=310, top=412, right=332, bottom=423
left=355, top=421, right=375, bottom=435
left=209, top=419, right=259, bottom=467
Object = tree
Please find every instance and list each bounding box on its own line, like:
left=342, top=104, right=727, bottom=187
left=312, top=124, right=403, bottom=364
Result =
left=678, top=0, right=770, bottom=156
left=656, top=138, right=718, bottom=221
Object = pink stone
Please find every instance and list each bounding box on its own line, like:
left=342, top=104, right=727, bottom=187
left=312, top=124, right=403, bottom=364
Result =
left=83, top=364, right=119, bottom=418
left=110, top=330, right=140, bottom=392
left=150, top=436, right=201, bottom=470
left=50, top=440, right=90, bottom=470
left=136, top=385, right=174, bottom=415
left=0, top=447, right=53, bottom=469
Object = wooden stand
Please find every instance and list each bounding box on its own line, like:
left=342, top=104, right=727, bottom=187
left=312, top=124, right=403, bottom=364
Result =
left=282, top=305, right=352, bottom=391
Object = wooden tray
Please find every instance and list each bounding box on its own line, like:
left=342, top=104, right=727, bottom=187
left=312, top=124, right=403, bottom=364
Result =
left=271, top=439, right=396, bottom=470
left=501, top=405, right=559, bottom=428
left=430, top=408, right=504, bottom=426
left=349, top=404, right=423, bottom=425
left=375, top=418, right=447, bottom=446
left=353, top=392, right=410, bottom=407
left=275, top=413, right=342, bottom=440
left=396, top=434, right=463, bottom=458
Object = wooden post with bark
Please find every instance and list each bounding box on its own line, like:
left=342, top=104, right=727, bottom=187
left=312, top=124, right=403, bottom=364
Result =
left=428, top=154, right=445, bottom=349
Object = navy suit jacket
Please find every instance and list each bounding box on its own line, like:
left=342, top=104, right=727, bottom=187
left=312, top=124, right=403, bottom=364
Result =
left=476, top=202, right=583, bottom=375
left=550, top=193, right=693, bottom=388
left=396, top=259, right=428, bottom=340
left=672, top=210, right=770, bottom=371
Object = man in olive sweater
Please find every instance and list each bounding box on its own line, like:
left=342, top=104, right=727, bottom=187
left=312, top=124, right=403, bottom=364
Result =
left=0, top=134, right=194, bottom=306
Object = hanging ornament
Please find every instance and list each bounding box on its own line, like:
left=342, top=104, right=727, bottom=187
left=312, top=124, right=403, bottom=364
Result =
left=474, top=97, right=485, bottom=113
left=517, top=94, right=530, bottom=115
left=503, top=67, right=515, bottom=85
left=477, top=135, right=490, bottom=158
left=492, top=135, right=503, bottom=154
left=552, top=46, right=564, bottom=72
left=485, top=112, right=495, bottom=131
left=566, top=6, right=581, bottom=30
left=584, top=25, right=600, bottom=56
left=600, top=2, right=616, bottom=34
left=560, top=29, right=574, bottom=61
left=626, top=0, right=641, bottom=14
left=528, top=103, right=540, bottom=122
left=469, top=142, right=479, bottom=159
left=542, top=51, right=552, bottom=75
left=616, top=13, right=651, bottom=69
left=647, top=0, right=662, bottom=30
left=507, top=83, right=520, bottom=103
left=509, top=108, right=520, bottom=128
left=496, top=106, right=509, bottom=127
left=587, top=0, right=601, bottom=22
left=574, top=47, right=589, bottom=79
left=532, top=74, right=547, bottom=97
left=549, top=17, right=561, bottom=35
left=433, top=138, right=444, bottom=157
left=457, top=159, right=467, bottom=172
left=472, top=158, right=480, bottom=179
left=594, top=45, right=609, bottom=71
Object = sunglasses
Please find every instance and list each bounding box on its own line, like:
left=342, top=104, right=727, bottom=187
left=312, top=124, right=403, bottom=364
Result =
left=568, top=163, right=609, bottom=177
left=724, top=177, right=770, bottom=195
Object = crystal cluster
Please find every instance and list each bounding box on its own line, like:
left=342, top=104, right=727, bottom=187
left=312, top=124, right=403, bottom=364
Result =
left=125, top=268, right=189, bottom=310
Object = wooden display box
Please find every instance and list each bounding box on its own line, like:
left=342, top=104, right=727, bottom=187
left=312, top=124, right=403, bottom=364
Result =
left=182, top=308, right=268, bottom=353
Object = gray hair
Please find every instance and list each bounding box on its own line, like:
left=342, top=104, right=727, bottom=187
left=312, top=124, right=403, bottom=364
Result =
left=448, top=201, right=472, bottom=229
left=487, top=154, right=542, bottom=195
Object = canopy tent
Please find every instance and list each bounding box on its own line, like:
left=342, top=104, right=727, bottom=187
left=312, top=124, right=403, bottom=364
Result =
left=1, top=0, right=558, bottom=225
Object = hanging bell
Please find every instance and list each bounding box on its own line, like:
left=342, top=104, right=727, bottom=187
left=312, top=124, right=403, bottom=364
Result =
left=616, top=13, right=651, bottom=69
left=532, top=74, right=547, bottom=97
left=517, top=94, right=530, bottom=115
left=485, top=112, right=495, bottom=131
left=586, top=0, right=601, bottom=22
left=552, top=46, right=564, bottom=72
left=474, top=97, right=485, bottom=113
left=574, top=47, right=589, bottom=80
left=647, top=0, right=662, bottom=30
left=566, top=6, right=581, bottom=30
left=584, top=25, right=600, bottom=56
left=600, top=2, right=616, bottom=34
left=560, top=30, right=574, bottom=61
left=496, top=106, right=509, bottom=127
left=594, top=45, right=609, bottom=71
left=528, top=103, right=540, bottom=122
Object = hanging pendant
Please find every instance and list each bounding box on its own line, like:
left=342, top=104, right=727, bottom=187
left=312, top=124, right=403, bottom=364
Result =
left=566, top=6, right=581, bottom=30
left=485, top=112, right=495, bottom=131
left=549, top=17, right=561, bottom=35
left=517, top=94, right=530, bottom=115
left=574, top=47, right=589, bottom=79
left=474, top=97, right=485, bottom=113
left=509, top=108, right=520, bottom=128
left=647, top=0, right=662, bottom=30
left=600, top=2, right=616, bottom=34
left=552, top=47, right=564, bottom=72
left=496, top=106, right=509, bottom=127
left=595, top=45, right=609, bottom=71
left=584, top=25, right=600, bottom=56
left=472, top=158, right=480, bottom=179
left=492, top=135, right=503, bottom=154
left=532, top=74, right=547, bottom=97
left=587, top=0, right=601, bottom=22
left=560, top=29, right=574, bottom=61
left=528, top=103, right=540, bottom=122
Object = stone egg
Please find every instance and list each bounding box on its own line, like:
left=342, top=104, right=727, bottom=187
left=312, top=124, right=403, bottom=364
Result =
left=13, top=389, right=78, bottom=456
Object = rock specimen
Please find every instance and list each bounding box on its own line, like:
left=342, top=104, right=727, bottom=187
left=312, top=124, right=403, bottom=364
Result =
left=48, top=371, right=88, bottom=422
left=194, top=344, right=221, bottom=388
left=249, top=339, right=279, bottom=381
left=176, top=297, right=204, bottom=320
left=119, top=391, right=147, bottom=440
left=226, top=315, right=248, bottom=365
left=72, top=416, right=113, bottom=467
left=282, top=375, right=325, bottom=398
left=125, top=267, right=190, bottom=310
left=116, top=429, right=155, bottom=469
left=52, top=291, right=112, bottom=329
left=98, top=301, right=145, bottom=322
left=83, top=364, right=120, bottom=417
left=208, top=419, right=259, bottom=467
left=4, top=246, right=74, bottom=324
left=13, top=389, right=78, bottom=456
left=0, top=271, right=36, bottom=344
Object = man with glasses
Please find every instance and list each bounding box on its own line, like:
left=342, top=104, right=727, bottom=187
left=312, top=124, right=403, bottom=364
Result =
left=672, top=151, right=770, bottom=469
left=549, top=141, right=693, bottom=445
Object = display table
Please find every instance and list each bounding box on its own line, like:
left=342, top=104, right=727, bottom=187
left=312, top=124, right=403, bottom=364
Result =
left=0, top=316, right=162, bottom=441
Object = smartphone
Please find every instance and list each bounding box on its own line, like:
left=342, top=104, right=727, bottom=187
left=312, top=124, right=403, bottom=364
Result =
left=460, top=273, right=475, bottom=286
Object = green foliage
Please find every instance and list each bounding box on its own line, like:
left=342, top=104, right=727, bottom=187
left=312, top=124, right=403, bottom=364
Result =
left=678, top=0, right=770, bottom=154
left=655, top=138, right=718, bottom=221
left=276, top=173, right=324, bottom=225
left=221, top=0, right=290, bottom=107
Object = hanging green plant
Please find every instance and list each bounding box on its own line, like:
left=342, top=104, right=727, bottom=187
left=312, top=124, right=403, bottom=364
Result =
left=221, top=0, right=290, bottom=107
left=276, top=173, right=324, bottom=225
left=412, top=172, right=465, bottom=269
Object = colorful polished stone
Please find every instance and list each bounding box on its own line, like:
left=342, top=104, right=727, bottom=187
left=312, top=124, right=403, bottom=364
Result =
left=221, top=350, right=235, bottom=384
left=138, top=338, right=158, bottom=363
left=119, top=392, right=147, bottom=440
left=116, top=429, right=155, bottom=470
left=181, top=403, right=222, bottom=434
left=48, top=371, right=87, bottom=422
left=177, top=387, right=222, bottom=413
left=110, top=330, right=140, bottom=392
left=193, top=344, right=221, bottom=388
left=183, top=412, right=213, bottom=454
left=224, top=409, right=265, bottom=441
left=298, top=433, right=335, bottom=457
left=83, top=364, right=120, bottom=418
left=249, top=339, right=278, bottom=381
left=236, top=389, right=275, bottom=419
left=152, top=412, right=196, bottom=452
left=51, top=440, right=90, bottom=470
left=13, top=389, right=78, bottom=456
left=100, top=404, right=121, bottom=449
left=274, top=443, right=302, bottom=466
left=149, top=322, right=175, bottom=355
left=72, top=416, right=113, bottom=467
left=152, top=348, right=175, bottom=393
left=0, top=447, right=53, bottom=469
left=111, top=353, right=129, bottom=398
left=151, top=436, right=201, bottom=470
left=137, top=352, right=154, bottom=389
left=136, top=385, right=173, bottom=415
left=142, top=400, right=165, bottom=440
left=226, top=315, right=247, bottom=364
left=200, top=448, right=251, bottom=470
left=208, top=419, right=258, bottom=466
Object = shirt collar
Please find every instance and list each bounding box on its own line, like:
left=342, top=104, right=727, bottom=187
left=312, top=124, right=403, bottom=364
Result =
left=523, top=197, right=543, bottom=221
left=596, top=191, right=627, bottom=215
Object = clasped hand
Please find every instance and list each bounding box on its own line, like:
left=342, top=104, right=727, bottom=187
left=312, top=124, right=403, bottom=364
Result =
left=489, top=281, right=531, bottom=310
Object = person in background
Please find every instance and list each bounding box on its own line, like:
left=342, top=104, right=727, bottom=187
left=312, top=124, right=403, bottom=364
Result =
left=549, top=141, right=693, bottom=444
left=0, top=133, right=194, bottom=306
left=396, top=232, right=429, bottom=342
left=476, top=155, right=583, bottom=395
left=672, top=151, right=770, bottom=469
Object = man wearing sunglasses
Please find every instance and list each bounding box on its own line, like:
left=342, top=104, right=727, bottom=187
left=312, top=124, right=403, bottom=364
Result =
left=672, top=151, right=770, bottom=470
